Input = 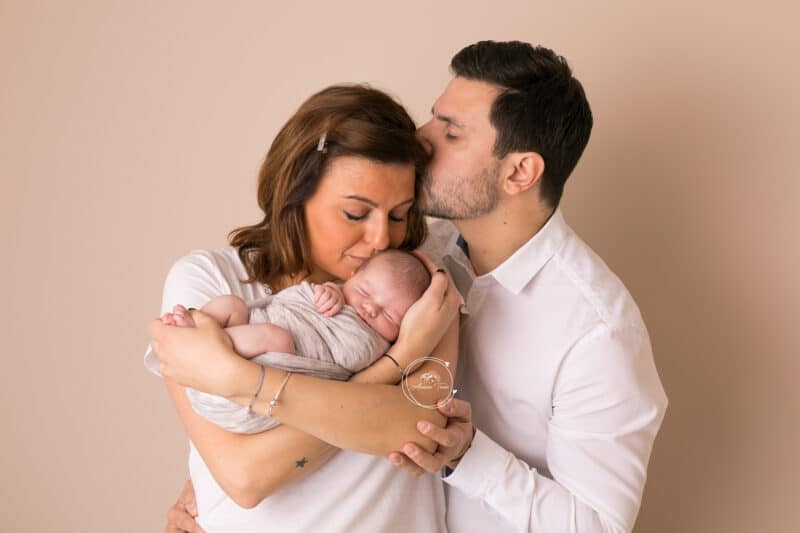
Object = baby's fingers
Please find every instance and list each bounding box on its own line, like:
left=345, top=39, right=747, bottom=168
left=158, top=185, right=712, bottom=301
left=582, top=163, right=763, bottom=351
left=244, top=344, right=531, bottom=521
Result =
left=316, top=291, right=334, bottom=308
left=317, top=295, right=336, bottom=314
left=313, top=285, right=325, bottom=303
left=322, top=300, right=343, bottom=317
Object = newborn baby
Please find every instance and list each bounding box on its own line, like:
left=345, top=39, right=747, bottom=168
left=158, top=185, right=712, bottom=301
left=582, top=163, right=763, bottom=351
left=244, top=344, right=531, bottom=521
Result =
left=159, top=249, right=431, bottom=433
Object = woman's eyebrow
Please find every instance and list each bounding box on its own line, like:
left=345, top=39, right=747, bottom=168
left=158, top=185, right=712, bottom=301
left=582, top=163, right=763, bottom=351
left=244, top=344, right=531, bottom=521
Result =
left=343, top=195, right=414, bottom=208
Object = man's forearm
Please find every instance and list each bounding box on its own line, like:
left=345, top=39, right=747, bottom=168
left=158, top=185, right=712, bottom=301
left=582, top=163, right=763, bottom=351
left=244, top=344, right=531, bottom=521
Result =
left=445, top=430, right=620, bottom=533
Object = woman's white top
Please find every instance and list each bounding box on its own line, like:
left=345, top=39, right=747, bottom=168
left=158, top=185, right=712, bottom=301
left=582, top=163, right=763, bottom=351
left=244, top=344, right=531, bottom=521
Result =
left=146, top=247, right=446, bottom=533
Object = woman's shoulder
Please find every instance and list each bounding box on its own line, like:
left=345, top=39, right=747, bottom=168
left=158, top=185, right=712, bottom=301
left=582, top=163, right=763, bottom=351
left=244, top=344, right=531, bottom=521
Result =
left=168, top=246, right=241, bottom=283
left=165, top=246, right=267, bottom=301
left=172, top=246, right=244, bottom=274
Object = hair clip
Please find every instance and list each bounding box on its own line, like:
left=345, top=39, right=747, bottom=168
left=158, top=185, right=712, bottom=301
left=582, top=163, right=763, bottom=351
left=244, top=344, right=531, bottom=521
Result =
left=317, top=132, right=327, bottom=153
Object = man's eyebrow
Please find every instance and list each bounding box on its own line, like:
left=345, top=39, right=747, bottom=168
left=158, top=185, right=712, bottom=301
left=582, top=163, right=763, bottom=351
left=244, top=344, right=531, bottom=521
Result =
left=342, top=195, right=414, bottom=208
left=431, top=106, right=465, bottom=129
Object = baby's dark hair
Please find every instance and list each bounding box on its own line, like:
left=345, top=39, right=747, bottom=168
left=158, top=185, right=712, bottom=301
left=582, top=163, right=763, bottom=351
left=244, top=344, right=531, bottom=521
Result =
left=362, top=250, right=431, bottom=302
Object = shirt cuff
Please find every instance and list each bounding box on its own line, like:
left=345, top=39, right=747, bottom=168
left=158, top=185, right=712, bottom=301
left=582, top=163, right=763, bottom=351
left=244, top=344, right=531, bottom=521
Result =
left=441, top=428, right=512, bottom=500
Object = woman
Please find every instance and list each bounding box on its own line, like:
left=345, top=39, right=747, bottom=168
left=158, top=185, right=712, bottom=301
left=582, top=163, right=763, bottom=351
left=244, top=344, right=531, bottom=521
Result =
left=148, top=85, right=462, bottom=532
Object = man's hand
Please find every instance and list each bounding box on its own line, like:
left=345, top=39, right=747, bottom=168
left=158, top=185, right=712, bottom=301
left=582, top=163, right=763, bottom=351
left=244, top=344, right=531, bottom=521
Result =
left=314, top=282, right=344, bottom=317
left=165, top=479, right=205, bottom=533
left=388, top=398, right=475, bottom=475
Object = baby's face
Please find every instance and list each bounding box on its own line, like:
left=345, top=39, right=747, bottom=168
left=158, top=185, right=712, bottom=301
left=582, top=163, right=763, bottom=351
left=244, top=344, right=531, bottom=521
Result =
left=342, top=263, right=417, bottom=342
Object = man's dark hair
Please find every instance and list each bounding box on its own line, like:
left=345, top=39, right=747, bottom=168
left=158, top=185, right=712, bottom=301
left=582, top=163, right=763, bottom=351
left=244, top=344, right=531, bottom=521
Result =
left=450, top=40, right=593, bottom=208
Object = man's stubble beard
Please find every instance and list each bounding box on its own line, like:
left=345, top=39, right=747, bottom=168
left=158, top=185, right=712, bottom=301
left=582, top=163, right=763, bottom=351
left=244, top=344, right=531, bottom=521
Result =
left=418, top=163, right=500, bottom=220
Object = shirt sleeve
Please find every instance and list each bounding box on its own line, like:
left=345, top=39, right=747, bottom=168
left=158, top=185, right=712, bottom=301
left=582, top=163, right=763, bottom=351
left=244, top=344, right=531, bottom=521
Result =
left=143, top=251, right=230, bottom=375
left=443, top=324, right=668, bottom=533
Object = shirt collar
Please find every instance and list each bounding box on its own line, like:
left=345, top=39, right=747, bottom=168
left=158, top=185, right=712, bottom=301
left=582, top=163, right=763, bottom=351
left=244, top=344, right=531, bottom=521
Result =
left=481, top=208, right=570, bottom=294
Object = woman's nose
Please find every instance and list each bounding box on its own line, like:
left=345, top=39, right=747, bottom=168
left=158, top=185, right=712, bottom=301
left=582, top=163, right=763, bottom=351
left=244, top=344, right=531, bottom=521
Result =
left=365, top=217, right=390, bottom=252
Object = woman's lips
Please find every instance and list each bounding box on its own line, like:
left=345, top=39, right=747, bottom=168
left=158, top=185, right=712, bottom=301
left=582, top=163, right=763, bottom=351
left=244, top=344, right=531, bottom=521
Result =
left=347, top=255, right=369, bottom=264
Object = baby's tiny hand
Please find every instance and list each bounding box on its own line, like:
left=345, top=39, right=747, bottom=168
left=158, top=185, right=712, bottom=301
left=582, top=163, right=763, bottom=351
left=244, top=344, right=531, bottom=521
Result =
left=314, top=282, right=344, bottom=317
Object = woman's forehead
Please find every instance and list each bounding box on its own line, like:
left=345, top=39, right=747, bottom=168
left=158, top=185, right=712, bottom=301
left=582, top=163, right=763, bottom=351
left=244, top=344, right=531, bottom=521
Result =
left=317, top=156, right=415, bottom=201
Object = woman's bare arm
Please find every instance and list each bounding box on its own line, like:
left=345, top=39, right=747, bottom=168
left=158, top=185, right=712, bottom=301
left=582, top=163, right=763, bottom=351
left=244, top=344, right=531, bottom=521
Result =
left=164, top=316, right=457, bottom=508
left=165, top=378, right=336, bottom=508
left=152, top=268, right=460, bottom=506
left=233, top=315, right=460, bottom=454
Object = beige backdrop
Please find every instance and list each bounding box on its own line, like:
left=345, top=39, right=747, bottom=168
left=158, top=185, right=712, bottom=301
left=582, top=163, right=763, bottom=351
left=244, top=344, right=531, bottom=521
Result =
left=2, top=1, right=798, bottom=532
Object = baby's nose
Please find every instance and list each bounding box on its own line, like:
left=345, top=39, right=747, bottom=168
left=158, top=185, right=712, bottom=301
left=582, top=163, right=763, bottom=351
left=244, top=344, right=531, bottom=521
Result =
left=362, top=301, right=377, bottom=317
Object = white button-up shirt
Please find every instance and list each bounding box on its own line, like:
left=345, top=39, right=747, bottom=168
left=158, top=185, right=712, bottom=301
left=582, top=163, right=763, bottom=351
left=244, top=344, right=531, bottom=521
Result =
left=421, top=210, right=668, bottom=533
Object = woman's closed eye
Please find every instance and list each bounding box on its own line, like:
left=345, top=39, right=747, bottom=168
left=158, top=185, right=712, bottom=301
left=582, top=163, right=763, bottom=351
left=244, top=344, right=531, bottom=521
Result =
left=345, top=209, right=407, bottom=223
left=344, top=210, right=367, bottom=221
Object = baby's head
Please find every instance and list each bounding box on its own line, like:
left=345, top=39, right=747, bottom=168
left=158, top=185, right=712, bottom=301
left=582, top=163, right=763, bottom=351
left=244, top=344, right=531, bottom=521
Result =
left=342, top=250, right=431, bottom=342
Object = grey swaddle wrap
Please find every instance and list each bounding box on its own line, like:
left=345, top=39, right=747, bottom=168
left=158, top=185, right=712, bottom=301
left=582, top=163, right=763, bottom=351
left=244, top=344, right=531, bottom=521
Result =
left=185, top=282, right=389, bottom=434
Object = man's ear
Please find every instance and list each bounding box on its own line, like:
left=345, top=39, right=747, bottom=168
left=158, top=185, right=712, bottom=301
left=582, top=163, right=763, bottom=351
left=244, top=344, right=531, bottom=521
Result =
left=502, top=152, right=545, bottom=196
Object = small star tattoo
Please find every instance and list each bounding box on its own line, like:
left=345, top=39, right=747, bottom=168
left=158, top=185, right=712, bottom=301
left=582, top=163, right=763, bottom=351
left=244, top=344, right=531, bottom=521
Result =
left=295, top=457, right=308, bottom=468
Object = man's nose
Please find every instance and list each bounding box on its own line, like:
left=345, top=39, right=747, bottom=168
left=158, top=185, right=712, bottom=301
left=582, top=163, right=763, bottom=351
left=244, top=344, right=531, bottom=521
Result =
left=416, top=122, right=434, bottom=156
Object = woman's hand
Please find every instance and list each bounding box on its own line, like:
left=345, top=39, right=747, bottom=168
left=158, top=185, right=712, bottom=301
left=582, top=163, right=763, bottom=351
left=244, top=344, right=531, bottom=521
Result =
left=394, top=252, right=462, bottom=363
left=148, top=309, right=245, bottom=397
left=165, top=479, right=205, bottom=533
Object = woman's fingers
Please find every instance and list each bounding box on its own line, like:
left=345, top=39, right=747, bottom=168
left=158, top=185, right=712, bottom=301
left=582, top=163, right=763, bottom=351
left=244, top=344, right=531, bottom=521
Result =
left=187, top=309, right=220, bottom=329
left=411, top=250, right=462, bottom=312
left=411, top=249, right=438, bottom=273
left=421, top=270, right=449, bottom=308
left=148, top=318, right=166, bottom=344
left=148, top=309, right=242, bottom=395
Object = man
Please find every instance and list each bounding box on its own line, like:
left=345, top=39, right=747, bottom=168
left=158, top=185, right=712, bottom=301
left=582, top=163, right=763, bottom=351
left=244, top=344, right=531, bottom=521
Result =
left=388, top=40, right=668, bottom=533
left=165, top=41, right=666, bottom=533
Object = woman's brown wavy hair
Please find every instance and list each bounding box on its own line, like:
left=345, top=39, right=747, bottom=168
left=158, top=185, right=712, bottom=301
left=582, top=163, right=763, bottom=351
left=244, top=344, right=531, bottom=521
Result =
left=229, top=85, right=429, bottom=288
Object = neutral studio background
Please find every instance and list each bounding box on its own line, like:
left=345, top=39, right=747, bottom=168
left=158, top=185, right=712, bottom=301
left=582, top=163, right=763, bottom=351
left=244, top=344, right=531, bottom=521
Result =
left=2, top=1, right=798, bottom=531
